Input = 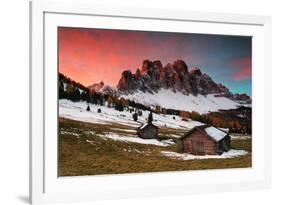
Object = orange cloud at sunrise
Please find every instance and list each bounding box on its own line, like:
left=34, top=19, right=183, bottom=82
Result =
left=58, top=27, right=194, bottom=87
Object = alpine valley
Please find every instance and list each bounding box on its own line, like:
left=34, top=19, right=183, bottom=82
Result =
left=58, top=59, right=252, bottom=176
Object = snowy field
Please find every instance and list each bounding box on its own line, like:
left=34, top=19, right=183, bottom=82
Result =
left=120, top=89, right=248, bottom=114
left=161, top=149, right=248, bottom=160
left=96, top=132, right=175, bottom=147
left=92, top=132, right=247, bottom=159
left=230, top=134, right=252, bottom=140
left=59, top=124, right=249, bottom=161
left=59, top=99, right=203, bottom=129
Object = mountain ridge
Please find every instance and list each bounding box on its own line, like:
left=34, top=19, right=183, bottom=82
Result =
left=97, top=59, right=251, bottom=103
left=59, top=58, right=251, bottom=115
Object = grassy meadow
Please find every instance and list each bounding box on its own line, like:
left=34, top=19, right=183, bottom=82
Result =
left=58, top=118, right=252, bottom=176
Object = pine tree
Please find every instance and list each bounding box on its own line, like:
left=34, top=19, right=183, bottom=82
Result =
left=115, top=101, right=124, bottom=111
left=148, top=111, right=153, bottom=124
left=81, top=91, right=90, bottom=102
left=92, top=93, right=98, bottom=104
left=59, top=81, right=67, bottom=99
left=73, top=88, right=81, bottom=102
left=137, top=110, right=143, bottom=116
left=66, top=84, right=74, bottom=101
left=133, top=113, right=138, bottom=121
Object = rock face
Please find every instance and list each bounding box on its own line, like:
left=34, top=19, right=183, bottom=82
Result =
left=116, top=59, right=242, bottom=98
left=88, top=81, right=104, bottom=92
left=89, top=59, right=251, bottom=103
left=233, top=93, right=252, bottom=103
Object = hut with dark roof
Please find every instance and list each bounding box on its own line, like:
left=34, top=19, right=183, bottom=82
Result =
left=137, top=123, right=159, bottom=139
left=181, top=125, right=231, bottom=155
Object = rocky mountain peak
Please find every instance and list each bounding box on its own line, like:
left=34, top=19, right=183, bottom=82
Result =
left=135, top=68, right=142, bottom=80
left=104, top=59, right=250, bottom=102
left=117, top=59, right=230, bottom=96
left=141, top=60, right=153, bottom=74
left=173, top=60, right=188, bottom=74
left=152, top=60, right=163, bottom=70
left=117, top=70, right=135, bottom=92
left=88, top=81, right=104, bottom=92
left=190, top=67, right=202, bottom=76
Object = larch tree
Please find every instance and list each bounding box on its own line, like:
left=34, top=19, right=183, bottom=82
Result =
left=148, top=111, right=153, bottom=124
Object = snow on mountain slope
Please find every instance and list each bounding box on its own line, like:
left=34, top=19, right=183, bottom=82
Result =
left=116, top=59, right=251, bottom=104
left=59, top=99, right=203, bottom=129
left=120, top=89, right=243, bottom=114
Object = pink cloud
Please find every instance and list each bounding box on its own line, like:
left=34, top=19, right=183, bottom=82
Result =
left=58, top=27, right=195, bottom=86
left=231, top=57, right=252, bottom=81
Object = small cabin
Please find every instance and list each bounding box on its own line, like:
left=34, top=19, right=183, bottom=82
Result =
left=181, top=125, right=231, bottom=155
left=137, top=123, right=159, bottom=139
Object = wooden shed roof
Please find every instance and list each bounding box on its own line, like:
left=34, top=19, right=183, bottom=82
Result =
left=138, top=123, right=158, bottom=130
left=182, top=125, right=228, bottom=142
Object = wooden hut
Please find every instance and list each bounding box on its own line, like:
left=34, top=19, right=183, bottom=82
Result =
left=181, top=125, right=231, bottom=155
left=137, top=123, right=159, bottom=139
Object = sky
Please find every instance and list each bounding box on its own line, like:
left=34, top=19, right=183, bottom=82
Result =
left=58, top=27, right=252, bottom=96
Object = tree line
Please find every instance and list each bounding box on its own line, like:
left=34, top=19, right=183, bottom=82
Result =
left=59, top=74, right=251, bottom=134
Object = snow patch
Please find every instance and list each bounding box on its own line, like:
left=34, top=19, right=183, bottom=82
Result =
left=204, top=126, right=227, bottom=141
left=86, top=140, right=95, bottom=145
left=97, top=132, right=175, bottom=147
left=110, top=128, right=136, bottom=133
left=121, top=89, right=247, bottom=114
left=139, top=123, right=149, bottom=129
left=230, top=134, right=251, bottom=140
left=161, top=149, right=248, bottom=160
left=167, top=134, right=182, bottom=139
left=83, top=130, right=96, bottom=135
left=60, top=130, right=79, bottom=136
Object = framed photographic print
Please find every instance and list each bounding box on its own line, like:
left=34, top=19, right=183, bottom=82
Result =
left=30, top=1, right=272, bottom=204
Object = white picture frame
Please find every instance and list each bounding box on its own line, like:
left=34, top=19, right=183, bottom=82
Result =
left=30, top=1, right=272, bottom=204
